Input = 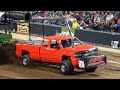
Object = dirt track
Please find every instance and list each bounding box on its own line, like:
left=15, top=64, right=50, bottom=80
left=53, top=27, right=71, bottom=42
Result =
left=0, top=45, right=120, bottom=79
left=0, top=61, right=120, bottom=79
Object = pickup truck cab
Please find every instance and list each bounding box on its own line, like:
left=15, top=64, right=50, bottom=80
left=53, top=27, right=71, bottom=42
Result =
left=15, top=36, right=107, bottom=75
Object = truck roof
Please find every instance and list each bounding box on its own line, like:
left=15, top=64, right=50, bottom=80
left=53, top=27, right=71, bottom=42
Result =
left=44, top=36, right=71, bottom=40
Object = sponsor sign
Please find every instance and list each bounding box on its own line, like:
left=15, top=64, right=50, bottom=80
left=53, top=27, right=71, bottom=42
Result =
left=17, top=21, right=29, bottom=34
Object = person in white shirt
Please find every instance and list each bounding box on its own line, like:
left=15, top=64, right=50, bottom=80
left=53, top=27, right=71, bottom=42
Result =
left=94, top=14, right=101, bottom=23
left=106, top=12, right=114, bottom=21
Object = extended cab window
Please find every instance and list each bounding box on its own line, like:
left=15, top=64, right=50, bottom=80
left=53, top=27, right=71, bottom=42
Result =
left=61, top=39, right=72, bottom=48
left=42, top=39, right=49, bottom=47
left=60, top=38, right=84, bottom=48
left=50, top=40, right=60, bottom=49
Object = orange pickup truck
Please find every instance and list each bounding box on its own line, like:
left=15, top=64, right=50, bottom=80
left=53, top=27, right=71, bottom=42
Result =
left=15, top=36, right=107, bottom=75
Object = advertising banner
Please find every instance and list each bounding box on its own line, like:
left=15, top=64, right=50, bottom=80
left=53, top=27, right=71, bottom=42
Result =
left=17, top=21, right=29, bottom=34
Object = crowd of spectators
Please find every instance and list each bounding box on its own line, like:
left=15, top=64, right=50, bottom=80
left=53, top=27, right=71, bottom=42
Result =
left=31, top=11, right=120, bottom=33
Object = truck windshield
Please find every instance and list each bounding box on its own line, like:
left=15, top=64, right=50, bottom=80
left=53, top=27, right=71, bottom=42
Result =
left=60, top=38, right=84, bottom=48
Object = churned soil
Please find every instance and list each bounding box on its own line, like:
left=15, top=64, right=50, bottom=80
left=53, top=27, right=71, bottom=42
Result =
left=0, top=45, right=20, bottom=65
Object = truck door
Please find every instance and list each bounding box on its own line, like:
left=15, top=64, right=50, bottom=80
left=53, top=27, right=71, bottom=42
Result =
left=40, top=39, right=50, bottom=62
left=46, top=40, right=61, bottom=63
left=30, top=45, right=40, bottom=60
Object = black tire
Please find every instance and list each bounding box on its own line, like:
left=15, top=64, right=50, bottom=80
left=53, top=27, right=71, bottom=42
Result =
left=22, top=54, right=33, bottom=67
left=60, top=60, right=74, bottom=75
left=86, top=67, right=97, bottom=72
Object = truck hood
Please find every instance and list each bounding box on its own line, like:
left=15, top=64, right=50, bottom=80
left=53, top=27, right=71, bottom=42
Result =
left=64, top=44, right=96, bottom=52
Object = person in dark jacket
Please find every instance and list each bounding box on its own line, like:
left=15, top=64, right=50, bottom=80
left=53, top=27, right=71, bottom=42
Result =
left=91, top=22, right=100, bottom=30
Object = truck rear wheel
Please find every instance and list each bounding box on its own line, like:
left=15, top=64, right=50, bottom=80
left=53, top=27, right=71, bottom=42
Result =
left=86, top=67, right=97, bottom=72
left=22, top=54, right=33, bottom=66
left=60, top=60, right=74, bottom=75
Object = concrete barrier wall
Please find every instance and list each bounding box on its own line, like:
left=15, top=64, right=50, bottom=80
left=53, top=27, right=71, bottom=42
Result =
left=30, top=23, right=61, bottom=37
left=0, top=22, right=62, bottom=38
left=75, top=29, right=120, bottom=47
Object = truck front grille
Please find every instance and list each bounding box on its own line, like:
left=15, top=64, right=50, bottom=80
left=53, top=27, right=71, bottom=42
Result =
left=74, top=49, right=98, bottom=58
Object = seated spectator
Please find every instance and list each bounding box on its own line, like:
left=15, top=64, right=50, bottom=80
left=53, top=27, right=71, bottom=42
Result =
left=106, top=12, right=114, bottom=24
left=117, top=20, right=120, bottom=28
left=80, top=18, right=86, bottom=29
left=88, top=19, right=93, bottom=29
left=99, top=23, right=105, bottom=31
left=112, top=24, right=119, bottom=33
left=30, top=11, right=120, bottom=33
left=112, top=20, right=120, bottom=33
left=91, top=22, right=100, bottom=30
left=104, top=22, right=111, bottom=32
left=94, top=14, right=101, bottom=24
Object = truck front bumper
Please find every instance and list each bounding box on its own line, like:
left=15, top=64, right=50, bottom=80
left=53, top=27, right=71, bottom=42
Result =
left=77, top=54, right=107, bottom=69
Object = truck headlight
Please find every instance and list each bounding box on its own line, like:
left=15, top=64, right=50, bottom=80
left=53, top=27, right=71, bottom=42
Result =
left=74, top=52, right=82, bottom=58
left=94, top=48, right=98, bottom=54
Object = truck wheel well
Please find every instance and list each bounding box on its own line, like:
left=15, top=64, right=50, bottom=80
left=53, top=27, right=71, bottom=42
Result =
left=22, top=51, right=29, bottom=56
left=62, top=56, right=71, bottom=61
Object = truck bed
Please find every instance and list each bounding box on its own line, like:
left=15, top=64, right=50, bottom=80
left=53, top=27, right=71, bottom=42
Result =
left=18, top=40, right=42, bottom=46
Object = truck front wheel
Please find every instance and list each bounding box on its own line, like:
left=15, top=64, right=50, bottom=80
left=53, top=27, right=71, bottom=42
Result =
left=60, top=60, right=74, bottom=75
left=86, top=67, right=97, bottom=72
left=22, top=54, right=33, bottom=66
